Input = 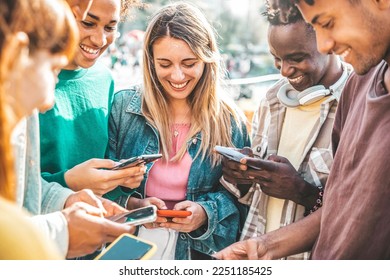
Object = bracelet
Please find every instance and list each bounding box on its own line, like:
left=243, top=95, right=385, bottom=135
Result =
left=304, top=188, right=323, bottom=217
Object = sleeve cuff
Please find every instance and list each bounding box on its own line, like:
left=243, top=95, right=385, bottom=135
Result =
left=42, top=170, right=69, bottom=189
left=30, top=212, right=69, bottom=258
left=220, top=177, right=242, bottom=198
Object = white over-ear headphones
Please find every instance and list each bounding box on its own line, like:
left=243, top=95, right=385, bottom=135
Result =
left=277, top=66, right=349, bottom=107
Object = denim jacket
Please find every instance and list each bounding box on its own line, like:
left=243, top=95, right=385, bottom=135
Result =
left=108, top=87, right=250, bottom=259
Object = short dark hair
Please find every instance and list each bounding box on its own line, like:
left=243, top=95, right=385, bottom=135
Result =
left=267, top=0, right=360, bottom=24
left=286, top=0, right=314, bottom=5
left=263, top=0, right=304, bottom=25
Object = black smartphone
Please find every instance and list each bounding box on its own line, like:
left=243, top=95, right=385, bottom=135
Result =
left=110, top=154, right=162, bottom=170
left=107, top=205, right=157, bottom=226
left=95, top=233, right=157, bottom=260
left=214, top=145, right=261, bottom=170
left=190, top=249, right=219, bottom=260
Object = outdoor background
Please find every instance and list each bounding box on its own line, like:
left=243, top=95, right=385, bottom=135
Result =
left=100, top=0, right=281, bottom=132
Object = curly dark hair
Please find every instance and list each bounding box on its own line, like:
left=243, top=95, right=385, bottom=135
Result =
left=268, top=0, right=360, bottom=24
left=263, top=0, right=303, bottom=25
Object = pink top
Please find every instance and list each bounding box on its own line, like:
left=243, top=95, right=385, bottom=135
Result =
left=146, top=124, right=192, bottom=209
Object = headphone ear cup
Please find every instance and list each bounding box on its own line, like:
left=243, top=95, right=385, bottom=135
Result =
left=277, top=67, right=348, bottom=107
left=277, top=83, right=300, bottom=108
left=298, top=85, right=329, bottom=105
left=277, top=83, right=331, bottom=107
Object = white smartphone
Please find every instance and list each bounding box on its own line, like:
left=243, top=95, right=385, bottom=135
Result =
left=214, top=145, right=261, bottom=170
left=214, top=145, right=247, bottom=162
left=107, top=205, right=157, bottom=226
left=95, top=233, right=157, bottom=260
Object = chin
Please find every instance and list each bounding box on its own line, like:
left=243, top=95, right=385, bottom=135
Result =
left=74, top=55, right=98, bottom=69
left=75, top=61, right=94, bottom=69
left=39, top=101, right=55, bottom=113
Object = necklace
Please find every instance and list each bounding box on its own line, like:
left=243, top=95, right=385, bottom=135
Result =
left=172, top=108, right=191, bottom=138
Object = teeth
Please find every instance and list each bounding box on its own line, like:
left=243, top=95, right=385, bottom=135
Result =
left=80, top=44, right=99, bottom=54
left=339, top=48, right=351, bottom=60
left=288, top=75, right=303, bottom=83
left=170, top=81, right=188, bottom=89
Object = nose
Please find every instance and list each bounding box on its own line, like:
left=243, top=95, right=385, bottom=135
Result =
left=171, top=66, right=185, bottom=81
left=315, top=29, right=335, bottom=54
left=280, top=61, right=294, bottom=78
left=90, top=28, right=108, bottom=47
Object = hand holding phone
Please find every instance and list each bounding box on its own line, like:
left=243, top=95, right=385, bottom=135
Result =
left=107, top=205, right=157, bottom=226
left=110, top=154, right=162, bottom=170
left=214, top=145, right=261, bottom=170
left=95, top=233, right=156, bottom=260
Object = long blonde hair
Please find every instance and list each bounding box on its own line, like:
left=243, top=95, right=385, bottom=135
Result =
left=0, top=0, right=78, bottom=200
left=142, top=1, right=245, bottom=166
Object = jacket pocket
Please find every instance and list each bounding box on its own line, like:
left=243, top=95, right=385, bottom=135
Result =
left=308, top=147, right=333, bottom=174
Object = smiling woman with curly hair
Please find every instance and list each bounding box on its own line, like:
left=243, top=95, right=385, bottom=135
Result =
left=38, top=0, right=148, bottom=205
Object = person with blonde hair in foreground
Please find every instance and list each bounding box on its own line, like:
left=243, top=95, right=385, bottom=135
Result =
left=1, top=0, right=136, bottom=260
left=0, top=0, right=78, bottom=259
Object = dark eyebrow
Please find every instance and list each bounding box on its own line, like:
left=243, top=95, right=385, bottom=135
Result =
left=311, top=15, right=319, bottom=25
left=86, top=12, right=118, bottom=24
left=86, top=12, right=99, bottom=20
left=285, top=52, right=307, bottom=59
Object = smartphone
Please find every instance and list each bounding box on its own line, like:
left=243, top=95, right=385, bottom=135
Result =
left=110, top=154, right=162, bottom=170
left=107, top=205, right=157, bottom=226
left=214, top=145, right=261, bottom=170
left=95, top=233, right=157, bottom=260
left=190, top=249, right=219, bottom=260
left=157, top=209, right=192, bottom=218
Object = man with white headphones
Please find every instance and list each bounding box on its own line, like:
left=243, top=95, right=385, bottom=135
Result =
left=220, top=1, right=351, bottom=259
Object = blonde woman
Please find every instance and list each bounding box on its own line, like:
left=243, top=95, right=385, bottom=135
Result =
left=108, top=1, right=250, bottom=259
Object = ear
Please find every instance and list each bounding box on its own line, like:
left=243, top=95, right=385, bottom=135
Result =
left=2, top=32, right=30, bottom=72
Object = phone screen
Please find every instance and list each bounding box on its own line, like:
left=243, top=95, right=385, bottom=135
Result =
left=109, top=206, right=156, bottom=225
left=121, top=207, right=155, bottom=223
left=96, top=234, right=155, bottom=260
left=107, top=205, right=157, bottom=226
